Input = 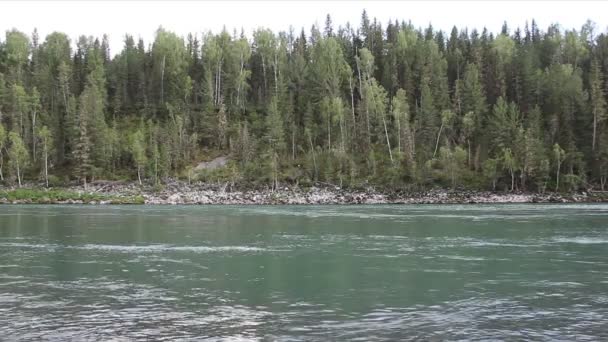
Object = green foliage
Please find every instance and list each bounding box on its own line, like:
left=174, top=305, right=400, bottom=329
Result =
left=0, top=15, right=606, bottom=193
left=265, top=96, right=285, bottom=153
left=0, top=188, right=144, bottom=204
left=482, top=158, right=499, bottom=190
left=501, top=147, right=518, bottom=191
left=130, top=129, right=147, bottom=184
left=553, top=143, right=567, bottom=192
left=439, top=146, right=467, bottom=188
left=5, top=30, right=30, bottom=83
left=7, top=132, right=28, bottom=186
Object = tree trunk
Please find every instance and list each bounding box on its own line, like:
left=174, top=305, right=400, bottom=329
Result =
left=215, top=58, right=223, bottom=107
left=214, top=61, right=219, bottom=106
left=592, top=108, right=597, bottom=151
left=409, top=126, right=416, bottom=163
left=19, top=110, right=24, bottom=141
left=44, top=145, right=48, bottom=188
left=475, top=145, right=481, bottom=171
left=16, top=162, right=21, bottom=187
left=236, top=54, right=245, bottom=109
left=365, top=102, right=371, bottom=150
left=154, top=153, right=159, bottom=185
left=340, top=117, right=345, bottom=154
left=511, top=169, right=515, bottom=192
left=160, top=55, right=166, bottom=104
left=382, top=114, right=393, bottom=163
left=349, top=76, right=356, bottom=143
left=261, top=57, right=267, bottom=98
left=555, top=162, right=561, bottom=192
left=396, top=116, right=402, bottom=154
left=273, top=54, right=278, bottom=96
left=356, top=55, right=371, bottom=150
left=356, top=51, right=363, bottom=96
left=138, top=166, right=142, bottom=185
left=433, top=122, right=444, bottom=158
left=467, top=140, right=471, bottom=169
left=291, top=124, right=296, bottom=160
left=217, top=63, right=221, bottom=106
left=32, top=110, right=37, bottom=162
left=327, top=113, right=332, bottom=151
left=308, top=133, right=317, bottom=180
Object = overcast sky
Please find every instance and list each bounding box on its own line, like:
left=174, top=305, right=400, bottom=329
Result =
left=1, top=1, right=607, bottom=55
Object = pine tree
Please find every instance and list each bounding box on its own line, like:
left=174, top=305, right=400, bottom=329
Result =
left=74, top=109, right=91, bottom=188
left=589, top=58, right=606, bottom=152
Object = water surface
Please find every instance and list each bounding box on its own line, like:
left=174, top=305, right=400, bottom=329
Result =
left=1, top=204, right=607, bottom=341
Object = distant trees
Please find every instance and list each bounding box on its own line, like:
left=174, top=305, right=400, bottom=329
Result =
left=0, top=14, right=607, bottom=192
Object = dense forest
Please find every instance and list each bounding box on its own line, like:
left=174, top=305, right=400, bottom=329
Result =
left=0, top=11, right=607, bottom=192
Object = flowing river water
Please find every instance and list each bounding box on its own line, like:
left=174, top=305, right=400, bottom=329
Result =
left=0, top=204, right=607, bottom=341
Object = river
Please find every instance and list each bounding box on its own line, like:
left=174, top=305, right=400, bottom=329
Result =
left=1, top=204, right=607, bottom=341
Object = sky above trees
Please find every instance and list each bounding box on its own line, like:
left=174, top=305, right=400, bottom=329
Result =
left=1, top=1, right=607, bottom=56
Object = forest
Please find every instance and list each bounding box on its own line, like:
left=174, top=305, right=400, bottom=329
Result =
left=0, top=11, right=607, bottom=192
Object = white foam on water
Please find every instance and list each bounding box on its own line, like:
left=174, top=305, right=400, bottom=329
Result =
left=422, top=269, right=457, bottom=273
left=553, top=237, right=608, bottom=244
left=440, top=255, right=486, bottom=261
left=77, top=244, right=268, bottom=253
left=545, top=293, right=565, bottom=297
left=0, top=242, right=268, bottom=254
left=0, top=242, right=58, bottom=250
left=535, top=281, right=586, bottom=288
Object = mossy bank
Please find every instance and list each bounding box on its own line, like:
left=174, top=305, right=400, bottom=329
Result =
left=0, top=188, right=144, bottom=204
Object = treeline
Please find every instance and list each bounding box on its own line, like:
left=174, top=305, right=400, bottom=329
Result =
left=0, top=11, right=607, bottom=191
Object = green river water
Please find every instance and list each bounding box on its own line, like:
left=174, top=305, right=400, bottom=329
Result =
left=0, top=204, right=607, bottom=341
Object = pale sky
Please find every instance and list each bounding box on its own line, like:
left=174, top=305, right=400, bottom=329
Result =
left=1, top=1, right=607, bottom=56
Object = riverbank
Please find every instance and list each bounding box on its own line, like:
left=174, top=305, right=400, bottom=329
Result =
left=1, top=181, right=607, bottom=204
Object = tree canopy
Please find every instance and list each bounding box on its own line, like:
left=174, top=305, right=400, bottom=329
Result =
left=0, top=14, right=607, bottom=192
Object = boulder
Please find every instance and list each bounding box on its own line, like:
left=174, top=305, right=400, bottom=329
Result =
left=195, top=156, right=229, bottom=171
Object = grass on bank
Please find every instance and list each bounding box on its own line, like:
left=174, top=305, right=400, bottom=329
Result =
left=0, top=188, right=145, bottom=204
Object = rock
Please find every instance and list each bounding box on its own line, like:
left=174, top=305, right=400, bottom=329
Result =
left=3, top=180, right=606, bottom=205
left=167, top=194, right=181, bottom=204
left=195, top=156, right=229, bottom=171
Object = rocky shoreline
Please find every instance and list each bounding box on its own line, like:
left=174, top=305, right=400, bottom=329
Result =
left=1, top=180, right=607, bottom=205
